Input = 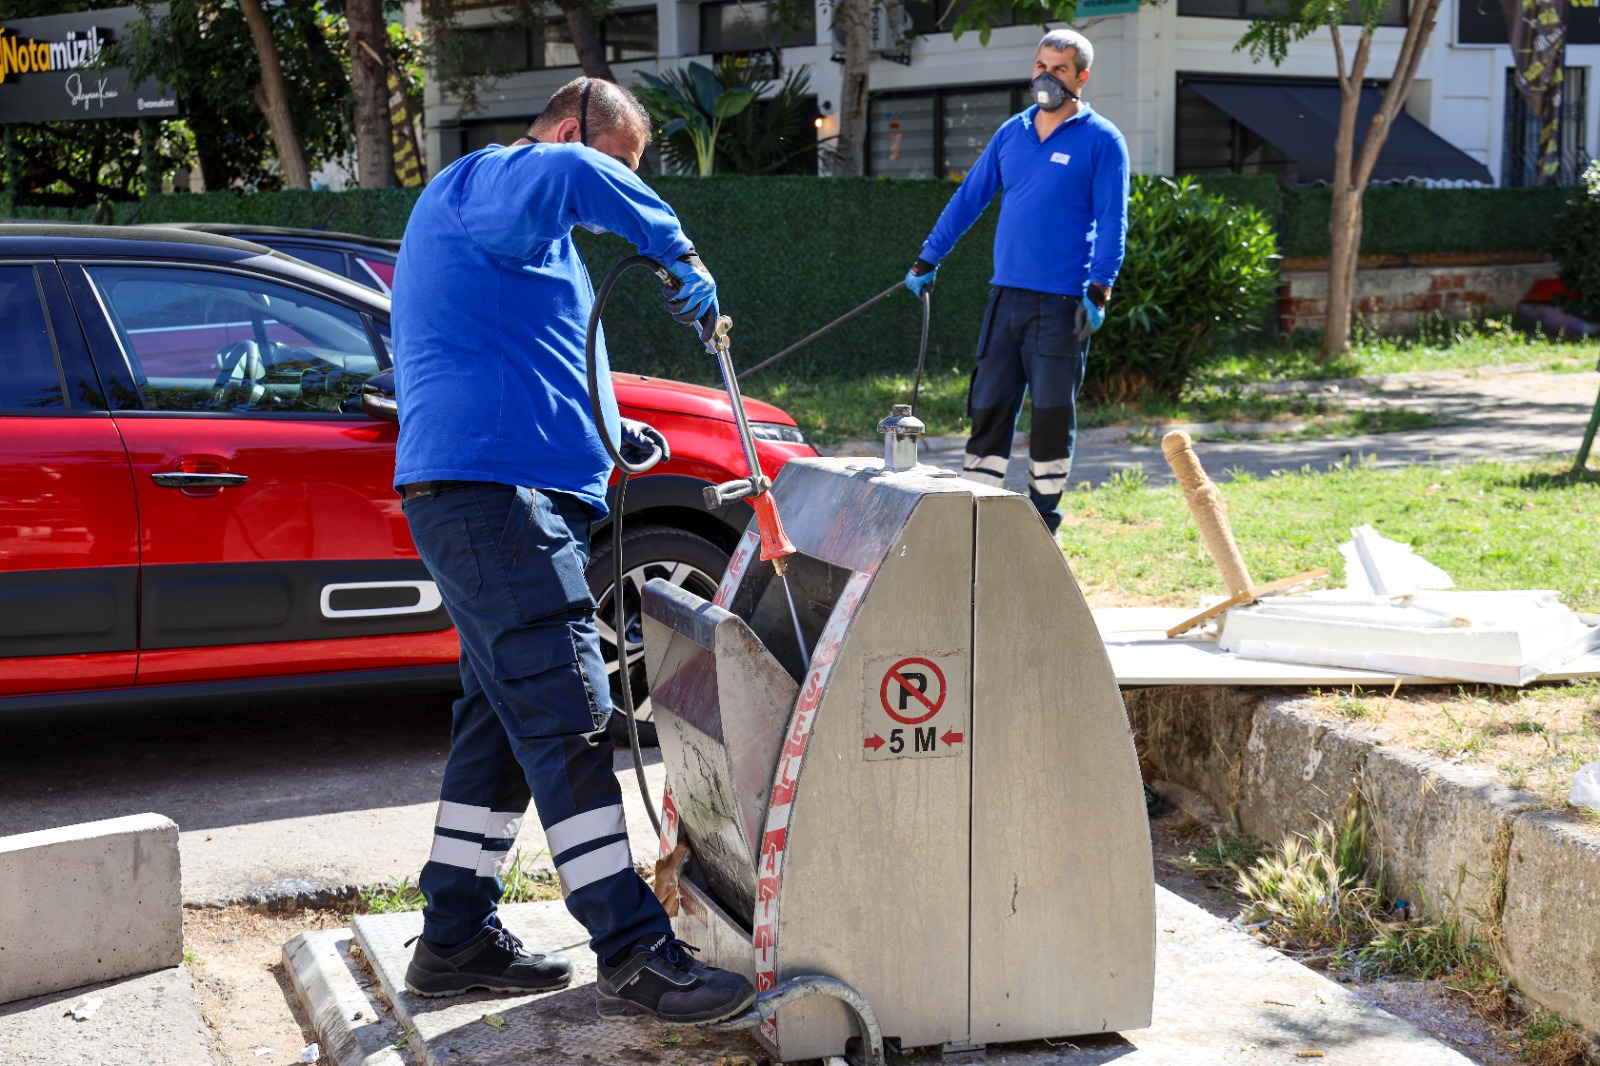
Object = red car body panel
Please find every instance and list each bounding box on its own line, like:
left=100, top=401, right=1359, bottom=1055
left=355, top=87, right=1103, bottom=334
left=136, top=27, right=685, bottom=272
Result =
left=137, top=630, right=461, bottom=686
left=1, top=417, right=140, bottom=694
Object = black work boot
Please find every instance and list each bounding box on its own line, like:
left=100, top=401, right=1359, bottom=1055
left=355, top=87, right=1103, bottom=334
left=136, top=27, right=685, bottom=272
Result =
left=404, top=924, right=572, bottom=997
left=595, top=933, right=757, bottom=1024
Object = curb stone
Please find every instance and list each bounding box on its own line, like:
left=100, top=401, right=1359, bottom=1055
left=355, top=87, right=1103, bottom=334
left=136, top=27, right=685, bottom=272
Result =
left=283, top=930, right=410, bottom=1066
left=1130, top=687, right=1600, bottom=1034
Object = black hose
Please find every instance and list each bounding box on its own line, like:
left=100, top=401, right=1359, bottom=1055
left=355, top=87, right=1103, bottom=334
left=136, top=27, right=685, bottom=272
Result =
left=587, top=254, right=670, bottom=838
left=736, top=281, right=905, bottom=381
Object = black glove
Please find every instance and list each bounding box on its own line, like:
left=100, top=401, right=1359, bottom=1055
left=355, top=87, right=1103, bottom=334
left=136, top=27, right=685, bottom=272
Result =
left=619, top=418, right=670, bottom=467
left=662, top=252, right=718, bottom=328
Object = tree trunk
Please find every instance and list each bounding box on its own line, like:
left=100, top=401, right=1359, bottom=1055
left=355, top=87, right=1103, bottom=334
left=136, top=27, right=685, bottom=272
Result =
left=557, top=0, right=616, bottom=82
left=833, top=0, right=871, bottom=176
left=1324, top=189, right=1362, bottom=359
left=348, top=0, right=396, bottom=189
left=239, top=0, right=310, bottom=189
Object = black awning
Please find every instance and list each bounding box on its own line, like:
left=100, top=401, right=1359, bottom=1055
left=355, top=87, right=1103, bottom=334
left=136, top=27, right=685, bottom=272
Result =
left=1185, top=80, right=1494, bottom=185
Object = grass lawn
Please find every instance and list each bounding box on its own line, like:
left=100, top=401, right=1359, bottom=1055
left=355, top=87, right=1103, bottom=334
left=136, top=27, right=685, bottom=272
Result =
left=1058, top=457, right=1600, bottom=614
left=745, top=319, right=1598, bottom=447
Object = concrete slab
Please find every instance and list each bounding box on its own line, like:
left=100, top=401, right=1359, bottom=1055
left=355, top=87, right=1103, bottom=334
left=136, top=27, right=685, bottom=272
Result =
left=0, top=966, right=214, bottom=1066
left=319, top=891, right=1478, bottom=1065
left=1094, top=607, right=1600, bottom=687
left=0, top=813, right=182, bottom=1003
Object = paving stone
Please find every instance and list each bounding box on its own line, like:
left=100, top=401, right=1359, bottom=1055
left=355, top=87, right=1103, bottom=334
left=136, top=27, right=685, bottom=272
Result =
left=330, top=892, right=1477, bottom=1065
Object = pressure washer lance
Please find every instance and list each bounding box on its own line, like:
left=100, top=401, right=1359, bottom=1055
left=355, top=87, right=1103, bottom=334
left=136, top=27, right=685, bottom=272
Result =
left=693, top=314, right=809, bottom=674
left=586, top=255, right=807, bottom=836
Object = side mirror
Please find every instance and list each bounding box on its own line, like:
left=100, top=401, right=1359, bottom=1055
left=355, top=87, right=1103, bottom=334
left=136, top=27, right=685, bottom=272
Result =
left=361, top=369, right=398, bottom=422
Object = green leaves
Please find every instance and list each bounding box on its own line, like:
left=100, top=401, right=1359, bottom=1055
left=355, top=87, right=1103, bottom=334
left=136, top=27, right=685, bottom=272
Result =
left=634, top=59, right=810, bottom=176
left=1552, top=161, right=1600, bottom=321
left=1088, top=176, right=1279, bottom=403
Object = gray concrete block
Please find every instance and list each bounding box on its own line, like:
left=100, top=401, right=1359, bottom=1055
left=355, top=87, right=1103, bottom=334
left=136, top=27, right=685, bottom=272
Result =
left=1236, top=696, right=1376, bottom=844
left=0, top=966, right=213, bottom=1066
left=0, top=813, right=182, bottom=1004
left=1501, top=812, right=1600, bottom=1033
left=1360, top=746, right=1533, bottom=926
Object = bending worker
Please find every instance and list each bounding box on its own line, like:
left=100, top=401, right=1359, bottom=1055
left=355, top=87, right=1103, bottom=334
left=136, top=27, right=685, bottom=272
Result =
left=390, top=76, right=756, bottom=1026
left=905, top=28, right=1129, bottom=532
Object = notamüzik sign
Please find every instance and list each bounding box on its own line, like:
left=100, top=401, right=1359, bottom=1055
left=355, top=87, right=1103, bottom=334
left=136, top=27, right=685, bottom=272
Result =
left=0, top=6, right=179, bottom=123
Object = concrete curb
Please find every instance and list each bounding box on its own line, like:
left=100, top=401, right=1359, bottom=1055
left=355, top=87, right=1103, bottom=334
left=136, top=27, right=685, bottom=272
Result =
left=283, top=930, right=409, bottom=1066
left=0, top=813, right=183, bottom=1004
left=1130, top=688, right=1600, bottom=1033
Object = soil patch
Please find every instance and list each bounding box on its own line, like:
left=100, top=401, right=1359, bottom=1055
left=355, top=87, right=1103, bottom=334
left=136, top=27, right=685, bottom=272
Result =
left=183, top=906, right=349, bottom=1066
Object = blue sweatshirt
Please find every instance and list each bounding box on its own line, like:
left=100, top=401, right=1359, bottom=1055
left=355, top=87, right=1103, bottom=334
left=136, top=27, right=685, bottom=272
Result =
left=391, top=143, right=694, bottom=514
left=921, top=104, right=1130, bottom=297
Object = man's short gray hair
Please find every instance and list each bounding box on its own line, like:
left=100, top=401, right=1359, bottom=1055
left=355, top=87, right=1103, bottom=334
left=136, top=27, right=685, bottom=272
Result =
left=1038, top=28, right=1093, bottom=73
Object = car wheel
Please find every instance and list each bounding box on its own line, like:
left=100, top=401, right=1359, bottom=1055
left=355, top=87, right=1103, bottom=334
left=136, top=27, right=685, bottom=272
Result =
left=587, top=525, right=729, bottom=747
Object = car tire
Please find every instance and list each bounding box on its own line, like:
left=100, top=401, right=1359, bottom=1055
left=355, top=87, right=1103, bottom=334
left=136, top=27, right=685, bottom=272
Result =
left=586, top=525, right=729, bottom=748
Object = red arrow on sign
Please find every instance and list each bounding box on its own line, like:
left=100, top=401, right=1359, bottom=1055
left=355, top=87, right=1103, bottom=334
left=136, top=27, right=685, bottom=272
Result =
left=942, top=729, right=964, bottom=746
left=863, top=735, right=885, bottom=752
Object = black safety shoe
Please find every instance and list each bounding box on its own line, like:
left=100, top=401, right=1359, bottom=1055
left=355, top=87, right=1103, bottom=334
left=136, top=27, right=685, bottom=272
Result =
left=595, top=934, right=757, bottom=1024
left=404, top=924, right=572, bottom=997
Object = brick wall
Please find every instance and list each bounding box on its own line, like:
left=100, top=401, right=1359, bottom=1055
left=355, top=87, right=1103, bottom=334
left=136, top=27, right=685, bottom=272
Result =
left=1278, top=255, right=1557, bottom=336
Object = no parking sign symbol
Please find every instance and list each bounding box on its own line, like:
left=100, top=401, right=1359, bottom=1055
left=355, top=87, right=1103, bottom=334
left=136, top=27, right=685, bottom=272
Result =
left=863, top=653, right=967, bottom=762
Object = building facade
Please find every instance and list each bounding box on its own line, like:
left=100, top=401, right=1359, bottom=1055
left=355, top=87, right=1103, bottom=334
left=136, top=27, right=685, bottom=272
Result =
left=421, top=0, right=1598, bottom=187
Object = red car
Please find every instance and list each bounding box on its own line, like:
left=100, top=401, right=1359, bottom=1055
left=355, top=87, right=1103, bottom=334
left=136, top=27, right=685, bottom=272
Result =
left=0, top=225, right=814, bottom=741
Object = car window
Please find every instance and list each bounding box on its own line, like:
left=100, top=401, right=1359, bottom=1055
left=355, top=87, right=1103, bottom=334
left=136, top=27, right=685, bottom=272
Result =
left=0, top=266, right=66, bottom=410
left=84, top=265, right=382, bottom=414
left=354, top=255, right=394, bottom=295
left=279, top=244, right=349, bottom=277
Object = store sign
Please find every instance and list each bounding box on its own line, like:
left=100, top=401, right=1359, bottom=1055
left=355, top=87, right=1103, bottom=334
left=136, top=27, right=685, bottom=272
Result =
left=0, top=6, right=178, bottom=123
left=1076, top=0, right=1142, bottom=15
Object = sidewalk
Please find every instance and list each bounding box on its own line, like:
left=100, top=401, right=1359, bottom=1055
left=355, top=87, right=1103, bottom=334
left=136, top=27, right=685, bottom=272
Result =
left=823, top=364, right=1600, bottom=491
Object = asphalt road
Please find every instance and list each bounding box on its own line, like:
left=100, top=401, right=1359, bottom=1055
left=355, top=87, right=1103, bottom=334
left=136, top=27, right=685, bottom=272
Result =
left=0, top=693, right=668, bottom=907
left=5, top=365, right=1594, bottom=909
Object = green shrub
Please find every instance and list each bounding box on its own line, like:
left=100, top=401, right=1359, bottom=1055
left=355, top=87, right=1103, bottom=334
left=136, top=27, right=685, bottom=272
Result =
left=1090, top=177, right=1278, bottom=403
left=1551, top=161, right=1600, bottom=321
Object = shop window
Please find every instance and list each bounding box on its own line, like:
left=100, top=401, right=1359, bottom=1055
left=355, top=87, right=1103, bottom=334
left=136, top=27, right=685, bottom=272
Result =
left=869, top=86, right=1026, bottom=180
left=1173, top=79, right=1293, bottom=180
left=700, top=0, right=815, bottom=54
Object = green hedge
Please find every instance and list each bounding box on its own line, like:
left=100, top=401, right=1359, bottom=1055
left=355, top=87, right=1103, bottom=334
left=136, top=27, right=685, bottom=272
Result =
left=1280, top=185, right=1573, bottom=258
left=1189, top=174, right=1282, bottom=226
left=9, top=175, right=1573, bottom=380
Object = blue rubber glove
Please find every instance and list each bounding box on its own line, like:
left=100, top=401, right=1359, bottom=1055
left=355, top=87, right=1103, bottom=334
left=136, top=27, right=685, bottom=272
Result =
left=663, top=252, right=718, bottom=329
left=619, top=418, right=670, bottom=467
left=905, top=257, right=937, bottom=297
left=1074, top=282, right=1111, bottom=341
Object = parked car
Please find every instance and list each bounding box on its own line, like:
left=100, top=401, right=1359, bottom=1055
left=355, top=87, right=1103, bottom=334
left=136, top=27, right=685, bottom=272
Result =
left=148, top=223, right=400, bottom=295
left=0, top=225, right=815, bottom=742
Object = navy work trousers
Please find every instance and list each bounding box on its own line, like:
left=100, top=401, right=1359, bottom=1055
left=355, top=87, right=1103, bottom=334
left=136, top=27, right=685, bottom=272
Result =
left=402, top=481, right=670, bottom=960
left=963, top=286, right=1090, bottom=533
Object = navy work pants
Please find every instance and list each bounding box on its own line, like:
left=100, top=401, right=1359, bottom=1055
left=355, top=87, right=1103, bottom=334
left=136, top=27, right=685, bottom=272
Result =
left=402, top=482, right=670, bottom=960
left=963, top=286, right=1090, bottom=533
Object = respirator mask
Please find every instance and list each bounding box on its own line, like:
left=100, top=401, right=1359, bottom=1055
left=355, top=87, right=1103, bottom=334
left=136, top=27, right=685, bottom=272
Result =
left=1029, top=71, right=1079, bottom=113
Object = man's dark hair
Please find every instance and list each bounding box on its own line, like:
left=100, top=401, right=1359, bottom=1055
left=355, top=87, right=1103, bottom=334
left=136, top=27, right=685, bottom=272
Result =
left=529, top=77, right=652, bottom=144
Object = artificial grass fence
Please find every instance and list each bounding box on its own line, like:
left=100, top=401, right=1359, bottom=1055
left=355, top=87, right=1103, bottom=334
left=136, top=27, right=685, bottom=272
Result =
left=18, top=174, right=1574, bottom=383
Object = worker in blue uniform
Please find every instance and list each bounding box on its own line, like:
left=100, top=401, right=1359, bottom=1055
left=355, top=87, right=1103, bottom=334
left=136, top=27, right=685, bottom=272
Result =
left=905, top=28, right=1130, bottom=533
left=389, top=76, right=756, bottom=1026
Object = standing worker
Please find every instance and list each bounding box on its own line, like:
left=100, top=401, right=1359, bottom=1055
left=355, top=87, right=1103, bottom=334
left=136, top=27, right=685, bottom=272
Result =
left=390, top=76, right=757, bottom=1025
left=905, top=29, right=1129, bottom=532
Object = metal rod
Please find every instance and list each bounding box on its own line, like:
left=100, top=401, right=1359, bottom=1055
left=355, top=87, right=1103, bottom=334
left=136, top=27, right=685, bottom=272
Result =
left=715, top=338, right=766, bottom=487
left=780, top=572, right=810, bottom=673
left=910, top=288, right=931, bottom=417
left=737, top=281, right=905, bottom=381
left=1575, top=372, right=1600, bottom=473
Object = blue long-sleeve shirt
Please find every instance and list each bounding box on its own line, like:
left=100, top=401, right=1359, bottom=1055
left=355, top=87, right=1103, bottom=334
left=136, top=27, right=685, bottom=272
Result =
left=921, top=104, right=1130, bottom=297
left=391, top=143, right=695, bottom=514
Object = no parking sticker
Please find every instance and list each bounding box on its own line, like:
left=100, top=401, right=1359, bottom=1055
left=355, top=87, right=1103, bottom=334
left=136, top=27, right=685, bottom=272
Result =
left=862, top=652, right=967, bottom=762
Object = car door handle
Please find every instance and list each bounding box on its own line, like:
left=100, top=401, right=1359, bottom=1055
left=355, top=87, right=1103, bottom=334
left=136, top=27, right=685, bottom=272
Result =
left=151, top=472, right=250, bottom=488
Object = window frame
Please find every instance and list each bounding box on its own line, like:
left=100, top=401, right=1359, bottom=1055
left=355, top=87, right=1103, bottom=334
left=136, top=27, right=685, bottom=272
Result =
left=0, top=262, right=72, bottom=415
left=1501, top=66, right=1590, bottom=186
